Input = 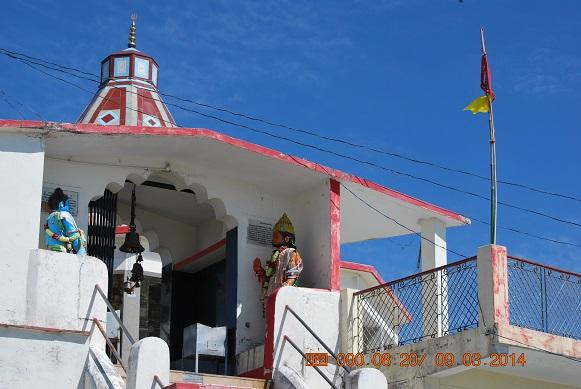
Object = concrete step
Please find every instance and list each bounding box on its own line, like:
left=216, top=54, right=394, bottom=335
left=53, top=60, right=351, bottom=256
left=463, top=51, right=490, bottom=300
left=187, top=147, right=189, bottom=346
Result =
left=169, top=371, right=267, bottom=389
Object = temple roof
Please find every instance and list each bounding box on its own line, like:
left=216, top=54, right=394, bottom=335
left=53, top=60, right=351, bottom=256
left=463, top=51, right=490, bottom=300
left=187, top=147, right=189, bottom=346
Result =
left=0, top=120, right=470, bottom=244
left=77, top=15, right=176, bottom=128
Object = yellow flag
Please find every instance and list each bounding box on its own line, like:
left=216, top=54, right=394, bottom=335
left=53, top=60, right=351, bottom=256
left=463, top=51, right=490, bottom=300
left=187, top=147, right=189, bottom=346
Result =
left=464, top=95, right=490, bottom=114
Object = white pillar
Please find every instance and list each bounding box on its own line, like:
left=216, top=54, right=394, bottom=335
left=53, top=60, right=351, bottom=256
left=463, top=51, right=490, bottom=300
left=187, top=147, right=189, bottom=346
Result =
left=419, top=218, right=448, bottom=338
left=121, top=252, right=142, bottom=365
left=420, top=218, right=447, bottom=271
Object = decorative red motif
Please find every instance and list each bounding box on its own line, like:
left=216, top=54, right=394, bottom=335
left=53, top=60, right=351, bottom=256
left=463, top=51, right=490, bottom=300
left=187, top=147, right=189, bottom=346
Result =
left=147, top=117, right=156, bottom=126
left=101, top=113, right=115, bottom=123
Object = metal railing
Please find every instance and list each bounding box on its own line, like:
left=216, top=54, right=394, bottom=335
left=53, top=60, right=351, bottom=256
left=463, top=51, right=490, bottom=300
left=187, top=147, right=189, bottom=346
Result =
left=285, top=305, right=350, bottom=373
left=507, top=255, right=581, bottom=340
left=94, top=284, right=169, bottom=388
left=283, top=305, right=347, bottom=388
left=284, top=336, right=338, bottom=389
left=153, top=375, right=166, bottom=388
left=93, top=316, right=126, bottom=373
left=95, top=284, right=135, bottom=344
left=353, top=257, right=478, bottom=353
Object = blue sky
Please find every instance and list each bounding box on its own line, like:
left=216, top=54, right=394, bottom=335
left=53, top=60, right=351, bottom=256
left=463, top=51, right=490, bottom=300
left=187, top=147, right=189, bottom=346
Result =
left=1, top=1, right=580, bottom=280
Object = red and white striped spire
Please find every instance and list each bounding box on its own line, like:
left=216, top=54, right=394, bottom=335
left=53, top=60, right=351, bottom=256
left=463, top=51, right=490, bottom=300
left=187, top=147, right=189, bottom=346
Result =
left=78, top=15, right=177, bottom=127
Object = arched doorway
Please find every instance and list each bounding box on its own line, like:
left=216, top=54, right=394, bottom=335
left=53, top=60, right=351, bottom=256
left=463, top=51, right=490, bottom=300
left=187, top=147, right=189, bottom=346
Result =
left=87, top=172, right=238, bottom=374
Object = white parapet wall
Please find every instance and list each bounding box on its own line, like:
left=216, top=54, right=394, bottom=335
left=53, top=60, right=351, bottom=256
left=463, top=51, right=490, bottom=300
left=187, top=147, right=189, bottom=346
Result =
left=25, top=250, right=108, bottom=333
left=268, top=286, right=343, bottom=388
left=0, top=249, right=109, bottom=388
left=268, top=286, right=388, bottom=389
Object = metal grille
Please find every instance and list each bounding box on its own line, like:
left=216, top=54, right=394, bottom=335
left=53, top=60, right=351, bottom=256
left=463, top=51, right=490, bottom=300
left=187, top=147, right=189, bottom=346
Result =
left=354, top=258, right=478, bottom=353
left=508, top=255, right=581, bottom=340
left=88, top=189, right=118, bottom=297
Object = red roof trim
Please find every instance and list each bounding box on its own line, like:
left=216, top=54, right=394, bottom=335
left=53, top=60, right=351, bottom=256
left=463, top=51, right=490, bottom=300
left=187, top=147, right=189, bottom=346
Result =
left=341, top=260, right=385, bottom=284
left=0, top=120, right=468, bottom=224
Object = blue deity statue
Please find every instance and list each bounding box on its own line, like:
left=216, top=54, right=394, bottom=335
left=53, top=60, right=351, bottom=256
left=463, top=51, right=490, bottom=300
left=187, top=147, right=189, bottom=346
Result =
left=44, top=188, right=87, bottom=255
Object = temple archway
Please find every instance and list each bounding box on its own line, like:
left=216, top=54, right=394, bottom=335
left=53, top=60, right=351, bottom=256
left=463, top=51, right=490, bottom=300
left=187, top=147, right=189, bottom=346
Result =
left=87, top=170, right=238, bottom=373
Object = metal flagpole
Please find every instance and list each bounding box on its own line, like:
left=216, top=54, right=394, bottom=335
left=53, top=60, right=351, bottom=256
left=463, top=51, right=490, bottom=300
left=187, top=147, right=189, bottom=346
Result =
left=481, top=27, right=498, bottom=245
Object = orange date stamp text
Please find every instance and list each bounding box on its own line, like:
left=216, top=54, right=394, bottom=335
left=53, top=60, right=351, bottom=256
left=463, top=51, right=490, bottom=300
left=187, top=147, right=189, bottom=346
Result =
left=304, top=352, right=527, bottom=368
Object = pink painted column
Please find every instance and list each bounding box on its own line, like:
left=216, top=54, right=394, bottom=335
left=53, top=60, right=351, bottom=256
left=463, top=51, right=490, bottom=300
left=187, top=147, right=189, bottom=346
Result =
left=476, top=244, right=509, bottom=329
left=330, top=179, right=341, bottom=291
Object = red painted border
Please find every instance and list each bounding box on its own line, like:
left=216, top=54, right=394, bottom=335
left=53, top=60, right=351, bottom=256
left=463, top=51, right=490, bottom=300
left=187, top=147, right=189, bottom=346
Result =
left=0, top=120, right=468, bottom=225
left=262, top=287, right=281, bottom=378
left=340, top=261, right=385, bottom=284
left=174, top=239, right=226, bottom=271
left=496, top=323, right=581, bottom=359
left=330, top=179, right=341, bottom=291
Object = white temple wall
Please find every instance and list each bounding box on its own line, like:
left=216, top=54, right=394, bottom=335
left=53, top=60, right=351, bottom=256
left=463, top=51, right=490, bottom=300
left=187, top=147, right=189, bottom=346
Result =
left=0, top=250, right=109, bottom=388
left=186, top=173, right=332, bottom=353
left=271, top=287, right=342, bottom=388
left=0, top=134, right=45, bottom=324
left=341, top=270, right=368, bottom=290
left=40, top=157, right=334, bottom=354
left=196, top=218, right=226, bottom=251
left=117, top=202, right=198, bottom=264
left=42, top=158, right=139, bottom=233
left=290, top=180, right=331, bottom=289
left=191, top=174, right=306, bottom=354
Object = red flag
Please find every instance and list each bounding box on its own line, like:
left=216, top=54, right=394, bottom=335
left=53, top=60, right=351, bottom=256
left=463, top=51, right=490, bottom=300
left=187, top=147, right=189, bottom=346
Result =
left=480, top=53, right=495, bottom=101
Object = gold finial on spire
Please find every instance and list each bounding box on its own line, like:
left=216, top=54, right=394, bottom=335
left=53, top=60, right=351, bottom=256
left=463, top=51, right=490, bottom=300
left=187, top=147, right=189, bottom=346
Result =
left=128, top=13, right=137, bottom=48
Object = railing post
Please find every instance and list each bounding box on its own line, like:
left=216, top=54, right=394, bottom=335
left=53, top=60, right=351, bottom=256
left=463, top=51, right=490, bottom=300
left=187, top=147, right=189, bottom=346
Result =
left=477, top=245, right=509, bottom=330
left=541, top=268, right=548, bottom=333
left=420, top=218, right=448, bottom=337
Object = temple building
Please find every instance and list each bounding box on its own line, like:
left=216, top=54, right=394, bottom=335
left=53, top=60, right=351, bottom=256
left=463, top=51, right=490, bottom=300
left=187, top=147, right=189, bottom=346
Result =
left=0, top=17, right=579, bottom=389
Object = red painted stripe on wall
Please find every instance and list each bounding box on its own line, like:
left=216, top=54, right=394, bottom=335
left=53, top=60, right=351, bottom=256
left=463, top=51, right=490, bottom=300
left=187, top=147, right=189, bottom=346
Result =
left=262, top=287, right=280, bottom=378
left=330, top=179, right=341, bottom=291
left=340, top=261, right=385, bottom=284
left=174, top=239, right=226, bottom=271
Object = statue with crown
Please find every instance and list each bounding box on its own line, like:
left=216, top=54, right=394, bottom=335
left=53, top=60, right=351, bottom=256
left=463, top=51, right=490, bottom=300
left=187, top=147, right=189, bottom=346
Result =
left=253, top=213, right=303, bottom=312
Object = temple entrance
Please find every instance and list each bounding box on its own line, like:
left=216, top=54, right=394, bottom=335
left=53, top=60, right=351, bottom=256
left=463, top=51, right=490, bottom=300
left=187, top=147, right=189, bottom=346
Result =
left=88, top=174, right=237, bottom=375
left=164, top=227, right=237, bottom=374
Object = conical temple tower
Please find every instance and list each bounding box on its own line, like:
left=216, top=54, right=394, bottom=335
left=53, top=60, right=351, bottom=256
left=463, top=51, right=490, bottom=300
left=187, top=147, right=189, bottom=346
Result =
left=78, top=15, right=177, bottom=127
